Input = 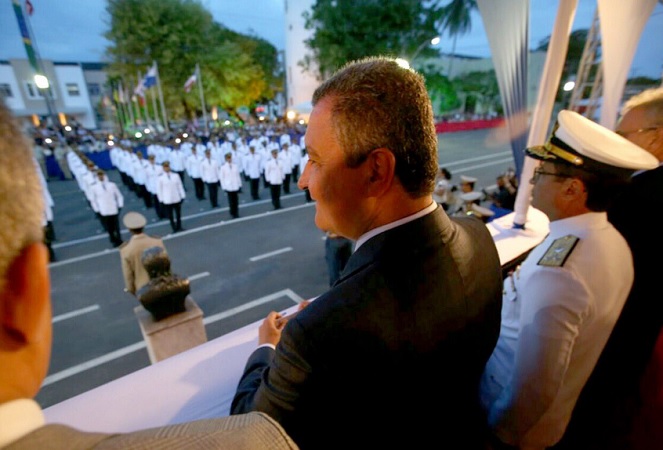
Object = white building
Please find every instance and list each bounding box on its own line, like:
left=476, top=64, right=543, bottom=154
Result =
left=284, top=0, right=319, bottom=118
left=0, top=59, right=108, bottom=130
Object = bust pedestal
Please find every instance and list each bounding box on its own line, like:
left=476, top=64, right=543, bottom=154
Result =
left=134, top=295, right=207, bottom=364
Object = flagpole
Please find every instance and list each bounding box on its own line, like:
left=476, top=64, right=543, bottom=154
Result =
left=150, top=84, right=159, bottom=129
left=126, top=81, right=135, bottom=127
left=154, top=61, right=169, bottom=133
left=12, top=0, right=61, bottom=138
left=196, top=63, right=209, bottom=136
left=138, top=71, right=149, bottom=126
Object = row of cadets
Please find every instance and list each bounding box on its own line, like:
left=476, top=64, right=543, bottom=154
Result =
left=145, top=154, right=165, bottom=218
left=130, top=151, right=147, bottom=208
left=146, top=140, right=170, bottom=165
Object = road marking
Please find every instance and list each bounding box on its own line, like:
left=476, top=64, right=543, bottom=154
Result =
left=203, top=289, right=304, bottom=325
left=249, top=247, right=293, bottom=262
left=188, top=271, right=210, bottom=281
left=439, top=151, right=512, bottom=168
left=43, top=342, right=147, bottom=387
left=452, top=157, right=515, bottom=172
left=52, top=305, right=100, bottom=324
left=41, top=289, right=304, bottom=387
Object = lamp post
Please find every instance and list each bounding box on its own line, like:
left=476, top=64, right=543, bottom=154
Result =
left=34, top=73, right=60, bottom=138
left=410, top=36, right=441, bottom=63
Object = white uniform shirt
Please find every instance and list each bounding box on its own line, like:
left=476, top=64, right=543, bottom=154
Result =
left=479, top=212, right=634, bottom=449
left=200, top=157, right=220, bottom=183
left=219, top=160, right=242, bottom=192
left=132, top=158, right=147, bottom=185
left=144, top=161, right=163, bottom=194
left=186, top=153, right=203, bottom=178
left=168, top=148, right=187, bottom=172
left=90, top=180, right=124, bottom=216
left=264, top=156, right=284, bottom=185
left=243, top=151, right=263, bottom=179
left=278, top=148, right=295, bottom=174
left=157, top=171, right=186, bottom=205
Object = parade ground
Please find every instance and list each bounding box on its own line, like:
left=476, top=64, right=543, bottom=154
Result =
left=38, top=127, right=516, bottom=408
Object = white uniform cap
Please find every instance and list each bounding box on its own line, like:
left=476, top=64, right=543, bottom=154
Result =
left=470, top=203, right=495, bottom=217
left=527, top=110, right=658, bottom=179
left=123, top=212, right=147, bottom=229
left=460, top=191, right=482, bottom=202
left=460, top=175, right=477, bottom=183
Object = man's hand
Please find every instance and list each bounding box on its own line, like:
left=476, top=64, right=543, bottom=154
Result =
left=260, top=300, right=312, bottom=346
left=258, top=311, right=285, bottom=346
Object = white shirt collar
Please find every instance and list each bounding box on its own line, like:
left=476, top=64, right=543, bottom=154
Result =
left=0, top=399, right=45, bottom=447
left=355, top=201, right=437, bottom=251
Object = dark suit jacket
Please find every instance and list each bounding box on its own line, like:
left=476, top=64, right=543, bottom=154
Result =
left=231, top=207, right=503, bottom=449
left=7, top=412, right=298, bottom=449
left=557, top=165, right=663, bottom=449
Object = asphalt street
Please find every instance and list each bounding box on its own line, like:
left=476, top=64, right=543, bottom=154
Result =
left=38, top=127, right=516, bottom=408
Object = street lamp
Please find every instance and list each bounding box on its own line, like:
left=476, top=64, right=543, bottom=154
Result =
left=34, top=73, right=59, bottom=134
left=34, top=74, right=49, bottom=89
left=410, top=35, right=441, bottom=62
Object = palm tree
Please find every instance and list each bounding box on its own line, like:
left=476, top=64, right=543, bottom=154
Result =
left=438, top=0, right=477, bottom=78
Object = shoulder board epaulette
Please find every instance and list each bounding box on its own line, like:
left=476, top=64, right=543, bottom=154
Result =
left=537, top=234, right=579, bottom=267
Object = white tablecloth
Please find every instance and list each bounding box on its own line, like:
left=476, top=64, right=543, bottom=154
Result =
left=44, top=209, right=549, bottom=433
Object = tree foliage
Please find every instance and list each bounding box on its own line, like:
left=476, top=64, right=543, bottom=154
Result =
left=418, top=64, right=459, bottom=113
left=452, top=70, right=501, bottom=113
left=536, top=29, right=593, bottom=88
left=303, top=0, right=443, bottom=79
left=104, top=0, right=279, bottom=120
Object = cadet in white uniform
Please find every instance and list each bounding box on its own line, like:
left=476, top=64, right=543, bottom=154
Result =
left=219, top=152, right=243, bottom=219
left=264, top=148, right=284, bottom=210
left=158, top=161, right=186, bottom=233
left=200, top=148, right=220, bottom=208
left=243, top=145, right=263, bottom=200
left=479, top=110, right=659, bottom=449
left=90, top=169, right=124, bottom=247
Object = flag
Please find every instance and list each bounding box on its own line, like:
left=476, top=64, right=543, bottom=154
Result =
left=25, top=0, right=33, bottom=16
left=134, top=78, right=145, bottom=97
left=143, top=63, right=157, bottom=88
left=183, top=72, right=197, bottom=93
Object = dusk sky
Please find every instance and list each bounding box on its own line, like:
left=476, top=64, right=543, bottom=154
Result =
left=1, top=0, right=661, bottom=79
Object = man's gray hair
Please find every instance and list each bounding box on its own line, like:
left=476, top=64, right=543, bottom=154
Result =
left=621, top=86, right=663, bottom=124
left=0, top=101, right=44, bottom=292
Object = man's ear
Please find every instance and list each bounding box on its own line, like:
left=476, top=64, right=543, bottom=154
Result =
left=1, top=243, right=51, bottom=346
left=365, top=148, right=396, bottom=196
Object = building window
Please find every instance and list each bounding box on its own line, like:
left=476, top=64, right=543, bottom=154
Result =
left=24, top=81, right=56, bottom=100
left=66, top=83, right=80, bottom=96
left=87, top=83, right=100, bottom=96
left=25, top=81, right=38, bottom=98
left=0, top=84, right=12, bottom=99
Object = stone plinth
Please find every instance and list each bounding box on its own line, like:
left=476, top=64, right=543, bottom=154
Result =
left=134, top=295, right=207, bottom=364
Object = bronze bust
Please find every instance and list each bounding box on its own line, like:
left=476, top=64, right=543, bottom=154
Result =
left=136, top=246, right=190, bottom=321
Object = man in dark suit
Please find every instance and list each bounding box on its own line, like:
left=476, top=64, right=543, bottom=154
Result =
left=230, top=57, right=503, bottom=450
left=0, top=100, right=298, bottom=450
left=557, top=87, right=663, bottom=449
